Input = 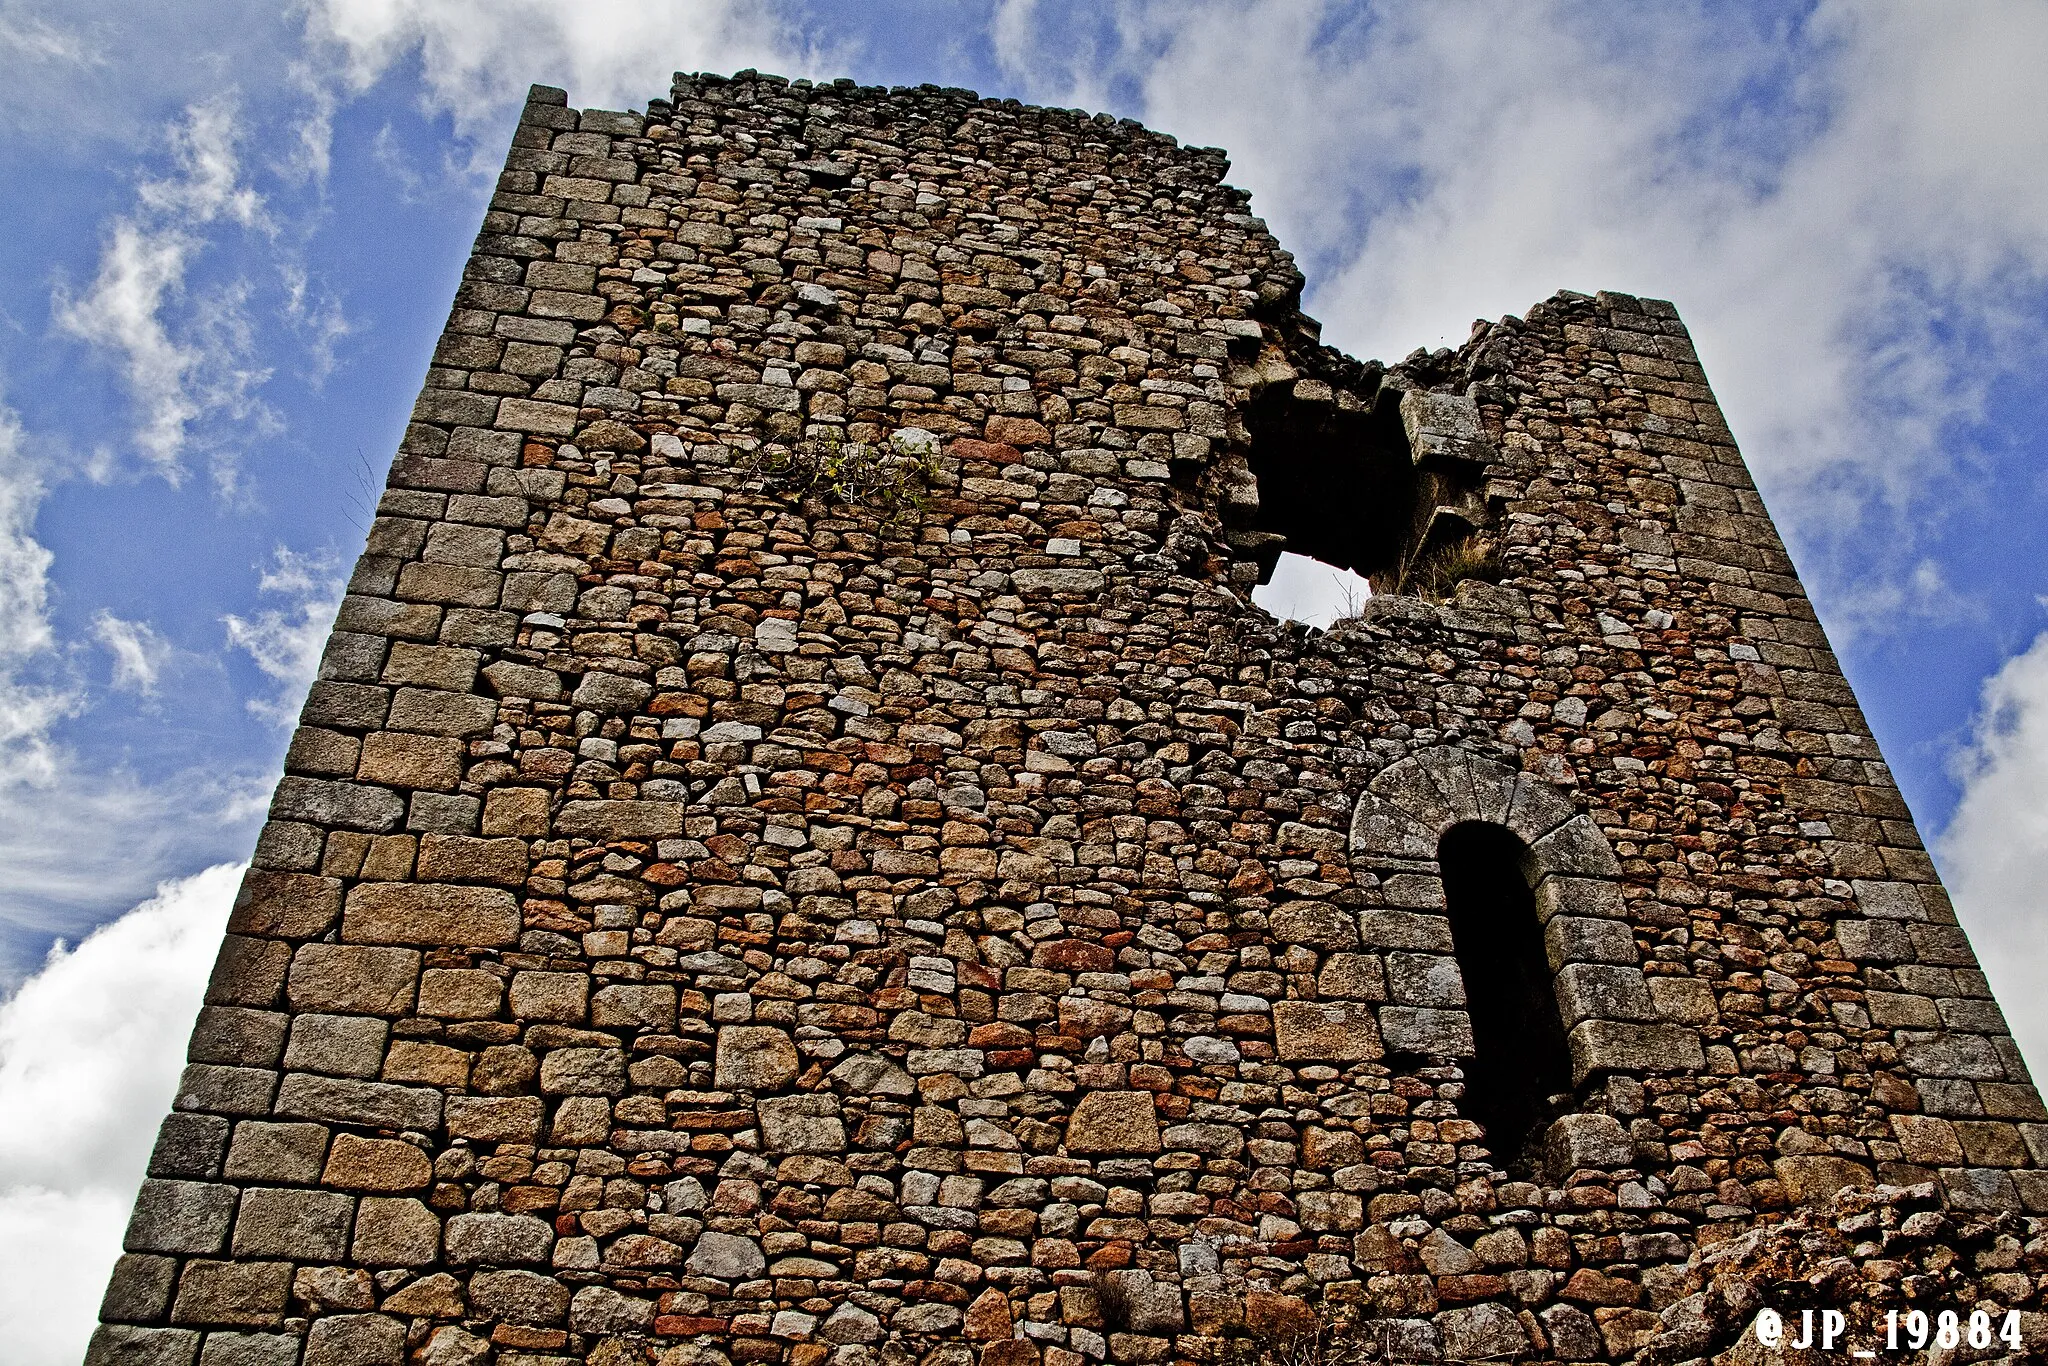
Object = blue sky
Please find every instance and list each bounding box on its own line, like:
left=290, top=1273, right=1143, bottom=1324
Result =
left=4, top=2, right=2048, bottom=1355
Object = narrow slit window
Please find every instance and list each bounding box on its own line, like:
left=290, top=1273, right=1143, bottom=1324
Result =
left=1438, top=821, right=1575, bottom=1170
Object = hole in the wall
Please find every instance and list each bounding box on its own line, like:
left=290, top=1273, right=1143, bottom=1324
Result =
left=1439, top=821, right=1575, bottom=1175
left=1224, top=379, right=1507, bottom=600
left=1251, top=551, right=1375, bottom=629
left=1230, top=383, right=1415, bottom=588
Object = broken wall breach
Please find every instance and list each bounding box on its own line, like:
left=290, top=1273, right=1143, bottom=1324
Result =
left=91, top=70, right=2048, bottom=1366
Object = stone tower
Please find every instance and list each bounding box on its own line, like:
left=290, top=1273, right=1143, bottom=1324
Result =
left=89, top=73, right=2048, bottom=1366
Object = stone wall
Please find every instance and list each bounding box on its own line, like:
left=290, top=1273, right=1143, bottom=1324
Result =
left=89, top=71, right=2048, bottom=1366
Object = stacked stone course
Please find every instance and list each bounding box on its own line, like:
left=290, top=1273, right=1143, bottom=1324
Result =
left=90, top=70, right=2048, bottom=1366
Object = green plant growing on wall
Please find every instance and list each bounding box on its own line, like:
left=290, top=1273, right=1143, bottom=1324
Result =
left=748, top=426, right=944, bottom=529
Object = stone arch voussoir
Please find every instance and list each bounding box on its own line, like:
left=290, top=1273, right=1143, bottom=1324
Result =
left=1350, top=747, right=1706, bottom=1083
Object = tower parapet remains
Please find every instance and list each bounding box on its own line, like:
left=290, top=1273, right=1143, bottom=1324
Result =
left=89, top=71, right=2048, bottom=1366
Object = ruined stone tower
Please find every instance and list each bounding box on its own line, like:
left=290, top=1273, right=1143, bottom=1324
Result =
left=90, top=72, right=2048, bottom=1366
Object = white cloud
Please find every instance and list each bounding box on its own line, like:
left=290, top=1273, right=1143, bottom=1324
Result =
left=1939, top=630, right=2048, bottom=1077
left=90, top=612, right=171, bottom=696
left=52, top=96, right=275, bottom=484
left=222, top=545, right=345, bottom=723
left=0, top=862, right=240, bottom=1365
left=301, top=0, right=807, bottom=152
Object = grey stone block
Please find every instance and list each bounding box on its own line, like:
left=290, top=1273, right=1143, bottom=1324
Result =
left=125, top=1179, right=237, bottom=1255
left=1529, top=815, right=1621, bottom=877
left=84, top=1326, right=202, bottom=1366
left=223, top=1121, right=330, bottom=1184
left=538, top=1046, right=627, bottom=1095
left=758, top=1094, right=847, bottom=1154
left=274, top=1074, right=442, bottom=1131
left=286, top=943, right=420, bottom=1017
left=188, top=1006, right=290, bottom=1068
left=1553, top=962, right=1658, bottom=1024
left=405, top=791, right=480, bottom=834
left=304, top=1313, right=405, bottom=1366
left=1436, top=1302, right=1528, bottom=1360
left=570, top=1285, right=656, bottom=1334
left=99, top=1252, right=179, bottom=1324
left=572, top=670, right=653, bottom=713
left=1543, top=914, right=1638, bottom=968
left=1386, top=952, right=1466, bottom=1007
left=283, top=1013, right=389, bottom=1078
left=173, top=1065, right=279, bottom=1118
left=1545, top=1113, right=1633, bottom=1173
left=167, top=1259, right=292, bottom=1327
left=1567, top=1019, right=1705, bottom=1081
left=1355, top=910, right=1454, bottom=952
left=147, top=1113, right=230, bottom=1179
left=388, top=688, right=498, bottom=737
left=1377, top=1006, right=1475, bottom=1056
left=270, top=777, right=404, bottom=832
left=231, top=1187, right=355, bottom=1259
left=204, top=936, right=292, bottom=1009
left=1837, top=918, right=1915, bottom=963
left=444, top=1212, right=554, bottom=1266
left=685, top=1229, right=765, bottom=1279
left=197, top=1334, right=303, bottom=1366
left=469, top=1268, right=571, bottom=1324
left=1532, top=875, right=1625, bottom=923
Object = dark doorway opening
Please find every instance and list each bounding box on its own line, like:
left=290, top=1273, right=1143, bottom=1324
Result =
left=1438, top=821, right=1575, bottom=1173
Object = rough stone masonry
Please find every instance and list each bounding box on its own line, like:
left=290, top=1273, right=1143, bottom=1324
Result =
left=89, top=71, right=2048, bottom=1366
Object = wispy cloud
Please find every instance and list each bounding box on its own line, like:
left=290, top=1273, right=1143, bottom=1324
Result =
left=52, top=96, right=276, bottom=487
left=222, top=544, right=345, bottom=723
left=0, top=863, right=239, bottom=1366
left=89, top=612, right=171, bottom=697
left=0, top=4, right=95, bottom=66
left=0, top=399, right=77, bottom=787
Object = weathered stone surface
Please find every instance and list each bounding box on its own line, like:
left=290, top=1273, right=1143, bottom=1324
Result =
left=303, top=1313, right=406, bottom=1366
left=230, top=1187, right=353, bottom=1259
left=228, top=872, right=342, bottom=939
left=125, top=1181, right=237, bottom=1256
left=84, top=1326, right=202, bottom=1366
left=1273, top=1001, right=1383, bottom=1061
left=1063, top=1090, right=1161, bottom=1154
left=686, top=1230, right=766, bottom=1280
left=714, top=1025, right=799, bottom=1090
left=1439, top=1303, right=1527, bottom=1360
left=444, top=1213, right=553, bottom=1266
left=323, top=1134, right=432, bottom=1191
left=1544, top=1113, right=1634, bottom=1173
left=351, top=1197, right=440, bottom=1267
left=1774, top=1155, right=1875, bottom=1205
left=274, top=1075, right=441, bottom=1131
left=1102, top=1269, right=1183, bottom=1334
left=758, top=1093, right=846, bottom=1153
left=222, top=1122, right=327, bottom=1185
left=168, top=1260, right=292, bottom=1326
left=341, top=883, right=519, bottom=947
left=286, top=944, right=419, bottom=1016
